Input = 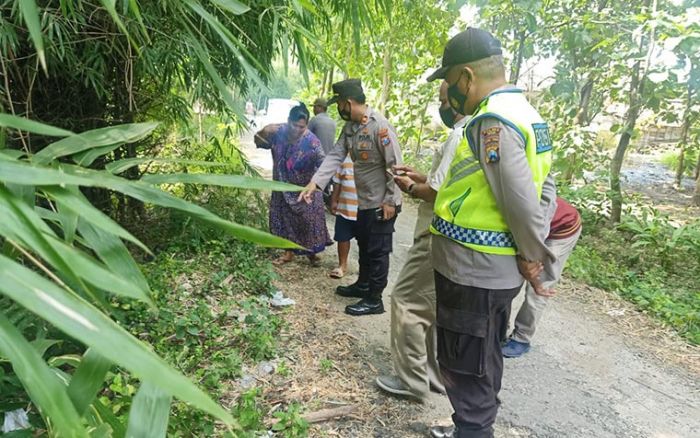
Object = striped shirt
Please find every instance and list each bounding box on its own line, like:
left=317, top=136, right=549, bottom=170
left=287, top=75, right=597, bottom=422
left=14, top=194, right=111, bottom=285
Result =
left=332, top=156, right=358, bottom=221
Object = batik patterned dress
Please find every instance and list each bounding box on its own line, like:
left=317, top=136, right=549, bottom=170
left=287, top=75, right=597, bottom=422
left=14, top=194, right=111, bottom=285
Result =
left=261, top=124, right=332, bottom=255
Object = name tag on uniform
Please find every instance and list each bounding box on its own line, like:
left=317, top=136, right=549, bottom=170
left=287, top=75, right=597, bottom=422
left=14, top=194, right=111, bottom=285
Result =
left=532, top=123, right=553, bottom=153
left=357, top=141, right=372, bottom=150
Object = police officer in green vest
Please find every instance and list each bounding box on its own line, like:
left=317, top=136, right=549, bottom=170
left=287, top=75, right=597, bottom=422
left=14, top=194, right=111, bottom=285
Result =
left=425, top=28, right=556, bottom=438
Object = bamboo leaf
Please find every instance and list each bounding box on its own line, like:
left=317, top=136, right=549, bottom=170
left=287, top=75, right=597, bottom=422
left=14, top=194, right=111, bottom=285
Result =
left=0, top=160, right=300, bottom=248
left=18, top=0, right=47, bottom=72
left=0, top=114, right=74, bottom=137
left=77, top=221, right=151, bottom=295
left=0, top=160, right=301, bottom=248
left=0, top=313, right=88, bottom=437
left=57, top=198, right=79, bottom=244
left=47, top=236, right=153, bottom=303
left=68, top=348, right=112, bottom=416
left=0, top=188, right=151, bottom=303
left=73, top=144, right=123, bottom=166
left=106, top=157, right=239, bottom=174
left=0, top=254, right=235, bottom=424
left=189, top=38, right=244, bottom=119
left=209, top=0, right=250, bottom=15
left=0, top=187, right=83, bottom=290
left=141, top=173, right=302, bottom=192
left=44, top=187, right=150, bottom=254
left=30, top=338, right=61, bottom=357
left=125, top=382, right=172, bottom=438
left=98, top=0, right=134, bottom=47
left=0, top=149, right=26, bottom=160
left=33, top=122, right=158, bottom=165
left=187, top=1, right=265, bottom=90
left=91, top=398, right=127, bottom=438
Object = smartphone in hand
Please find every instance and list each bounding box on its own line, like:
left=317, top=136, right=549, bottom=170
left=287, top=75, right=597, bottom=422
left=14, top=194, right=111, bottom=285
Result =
left=386, top=168, right=406, bottom=178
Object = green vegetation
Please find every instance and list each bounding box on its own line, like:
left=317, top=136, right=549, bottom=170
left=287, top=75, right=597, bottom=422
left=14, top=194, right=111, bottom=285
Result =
left=565, top=188, right=700, bottom=344
left=108, top=237, right=281, bottom=435
left=660, top=150, right=700, bottom=179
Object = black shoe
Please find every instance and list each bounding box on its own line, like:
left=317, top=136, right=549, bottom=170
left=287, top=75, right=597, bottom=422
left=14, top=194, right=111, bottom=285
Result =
left=336, top=282, right=369, bottom=298
left=345, top=298, right=384, bottom=316
left=429, top=425, right=455, bottom=438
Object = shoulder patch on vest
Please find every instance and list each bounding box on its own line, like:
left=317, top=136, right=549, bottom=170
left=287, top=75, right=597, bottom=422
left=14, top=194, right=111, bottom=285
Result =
left=482, top=126, right=500, bottom=163
left=378, top=127, right=391, bottom=147
left=532, top=123, right=553, bottom=154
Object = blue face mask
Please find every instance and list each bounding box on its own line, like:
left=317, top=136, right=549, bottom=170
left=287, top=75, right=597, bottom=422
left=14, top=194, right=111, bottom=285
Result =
left=447, top=71, right=468, bottom=114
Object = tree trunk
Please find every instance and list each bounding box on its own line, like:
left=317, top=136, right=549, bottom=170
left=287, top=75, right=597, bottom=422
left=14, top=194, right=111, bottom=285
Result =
left=610, top=0, right=654, bottom=223
left=414, top=99, right=430, bottom=155
left=327, top=67, right=334, bottom=94
left=675, top=85, right=693, bottom=188
left=575, top=78, right=594, bottom=126
left=509, top=31, right=526, bottom=85
left=676, top=146, right=686, bottom=187
left=320, top=69, right=329, bottom=96
left=694, top=170, right=700, bottom=206
left=610, top=68, right=643, bottom=223
left=380, top=44, right=391, bottom=115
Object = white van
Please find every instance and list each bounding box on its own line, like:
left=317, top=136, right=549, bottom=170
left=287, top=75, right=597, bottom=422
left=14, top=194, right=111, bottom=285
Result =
left=260, top=98, right=300, bottom=126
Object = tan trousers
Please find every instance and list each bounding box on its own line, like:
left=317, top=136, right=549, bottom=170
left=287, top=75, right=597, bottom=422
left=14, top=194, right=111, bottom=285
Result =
left=511, top=228, right=582, bottom=344
left=390, top=202, right=443, bottom=398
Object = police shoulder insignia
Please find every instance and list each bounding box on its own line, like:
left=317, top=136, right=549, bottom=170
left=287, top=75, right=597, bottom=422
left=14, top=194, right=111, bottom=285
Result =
left=482, top=126, right=501, bottom=163
left=378, top=127, right=391, bottom=147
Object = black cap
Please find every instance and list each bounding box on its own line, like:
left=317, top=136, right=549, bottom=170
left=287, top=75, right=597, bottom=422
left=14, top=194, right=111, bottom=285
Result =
left=426, top=28, right=502, bottom=82
left=327, top=79, right=364, bottom=105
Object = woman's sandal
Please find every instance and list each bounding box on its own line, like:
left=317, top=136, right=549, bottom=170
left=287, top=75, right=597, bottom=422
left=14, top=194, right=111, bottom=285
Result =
left=329, top=267, right=345, bottom=278
left=272, top=255, right=293, bottom=266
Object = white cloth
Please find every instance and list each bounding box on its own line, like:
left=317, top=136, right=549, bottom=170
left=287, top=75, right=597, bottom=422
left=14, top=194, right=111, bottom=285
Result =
left=428, top=116, right=470, bottom=191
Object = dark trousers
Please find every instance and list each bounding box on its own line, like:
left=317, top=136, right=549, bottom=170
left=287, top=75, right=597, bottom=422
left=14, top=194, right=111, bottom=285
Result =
left=434, top=271, right=521, bottom=438
left=353, top=208, right=397, bottom=296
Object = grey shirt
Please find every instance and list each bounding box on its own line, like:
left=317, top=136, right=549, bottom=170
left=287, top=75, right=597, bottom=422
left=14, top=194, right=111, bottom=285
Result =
left=312, top=107, right=403, bottom=209
left=308, top=112, right=337, bottom=155
left=432, top=111, right=556, bottom=290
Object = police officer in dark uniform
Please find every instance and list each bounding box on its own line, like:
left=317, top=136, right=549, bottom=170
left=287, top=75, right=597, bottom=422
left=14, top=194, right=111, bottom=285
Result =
left=299, top=79, right=403, bottom=316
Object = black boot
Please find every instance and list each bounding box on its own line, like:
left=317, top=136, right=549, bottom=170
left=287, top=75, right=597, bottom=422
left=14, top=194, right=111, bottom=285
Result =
left=345, top=294, right=384, bottom=316
left=336, top=282, right=369, bottom=298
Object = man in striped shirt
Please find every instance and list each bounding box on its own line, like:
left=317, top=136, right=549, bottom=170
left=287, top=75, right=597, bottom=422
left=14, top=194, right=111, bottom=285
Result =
left=502, top=197, right=582, bottom=358
left=329, top=155, right=357, bottom=279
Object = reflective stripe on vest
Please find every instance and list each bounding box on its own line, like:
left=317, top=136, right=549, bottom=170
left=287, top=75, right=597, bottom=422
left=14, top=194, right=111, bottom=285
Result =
left=431, top=89, right=552, bottom=255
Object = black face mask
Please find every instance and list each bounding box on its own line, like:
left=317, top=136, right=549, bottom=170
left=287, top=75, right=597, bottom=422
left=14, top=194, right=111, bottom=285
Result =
left=439, top=106, right=457, bottom=129
left=447, top=72, right=468, bottom=113
left=338, top=102, right=352, bottom=121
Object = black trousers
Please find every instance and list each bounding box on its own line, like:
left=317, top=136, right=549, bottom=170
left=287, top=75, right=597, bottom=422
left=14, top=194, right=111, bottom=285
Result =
left=352, top=208, right=397, bottom=296
left=434, top=271, right=521, bottom=438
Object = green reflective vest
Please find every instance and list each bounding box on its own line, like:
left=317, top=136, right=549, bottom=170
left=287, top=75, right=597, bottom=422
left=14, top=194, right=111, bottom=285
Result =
left=431, top=89, right=552, bottom=255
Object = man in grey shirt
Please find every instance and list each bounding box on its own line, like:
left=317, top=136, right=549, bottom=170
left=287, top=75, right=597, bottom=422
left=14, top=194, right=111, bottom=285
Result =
left=308, top=97, right=337, bottom=155
left=299, top=79, right=403, bottom=316
left=425, top=28, right=556, bottom=438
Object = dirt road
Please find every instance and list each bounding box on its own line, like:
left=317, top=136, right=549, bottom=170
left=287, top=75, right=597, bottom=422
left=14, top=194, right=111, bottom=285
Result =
left=243, top=135, right=699, bottom=437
